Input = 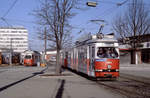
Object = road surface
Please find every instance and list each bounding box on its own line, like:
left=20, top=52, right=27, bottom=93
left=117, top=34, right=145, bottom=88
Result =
left=0, top=66, right=125, bottom=98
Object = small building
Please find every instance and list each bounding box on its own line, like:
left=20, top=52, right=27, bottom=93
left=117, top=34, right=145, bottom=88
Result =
left=119, top=34, right=150, bottom=64
left=41, top=49, right=57, bottom=62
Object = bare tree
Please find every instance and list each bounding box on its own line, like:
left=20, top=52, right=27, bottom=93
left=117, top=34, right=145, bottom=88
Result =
left=113, top=0, right=150, bottom=64
left=34, top=0, right=77, bottom=75
left=113, top=0, right=150, bottom=48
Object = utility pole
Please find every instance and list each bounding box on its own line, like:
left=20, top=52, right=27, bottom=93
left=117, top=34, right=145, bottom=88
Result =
left=9, top=38, right=12, bottom=65
left=41, top=27, right=47, bottom=67
left=44, top=27, right=47, bottom=65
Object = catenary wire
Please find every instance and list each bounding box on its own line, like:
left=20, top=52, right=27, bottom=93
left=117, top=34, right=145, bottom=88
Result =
left=2, top=0, right=18, bottom=18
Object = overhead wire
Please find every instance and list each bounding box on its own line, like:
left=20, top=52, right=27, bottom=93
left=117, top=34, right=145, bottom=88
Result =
left=98, top=0, right=150, bottom=6
left=2, top=0, right=18, bottom=18
left=0, top=0, right=18, bottom=26
left=0, top=17, right=12, bottom=26
left=84, top=0, right=129, bottom=34
left=98, top=0, right=150, bottom=20
left=94, top=0, right=129, bottom=20
left=86, top=0, right=127, bottom=21
left=72, top=0, right=119, bottom=35
left=3, top=18, right=35, bottom=24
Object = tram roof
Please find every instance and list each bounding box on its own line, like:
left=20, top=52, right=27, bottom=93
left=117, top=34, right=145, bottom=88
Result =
left=22, top=50, right=40, bottom=54
left=75, top=34, right=118, bottom=46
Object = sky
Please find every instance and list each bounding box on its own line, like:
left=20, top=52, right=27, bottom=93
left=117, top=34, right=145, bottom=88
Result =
left=0, top=0, right=149, bottom=51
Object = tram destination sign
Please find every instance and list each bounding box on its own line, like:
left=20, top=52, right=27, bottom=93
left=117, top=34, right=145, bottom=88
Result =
left=104, top=43, right=114, bottom=47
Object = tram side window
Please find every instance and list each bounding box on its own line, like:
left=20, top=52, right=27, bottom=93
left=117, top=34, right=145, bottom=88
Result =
left=65, top=52, right=68, bottom=58
left=35, top=55, right=38, bottom=60
left=92, top=47, right=95, bottom=58
left=97, top=47, right=118, bottom=58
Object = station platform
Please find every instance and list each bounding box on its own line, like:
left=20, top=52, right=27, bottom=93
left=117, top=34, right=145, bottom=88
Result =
left=35, top=66, right=123, bottom=98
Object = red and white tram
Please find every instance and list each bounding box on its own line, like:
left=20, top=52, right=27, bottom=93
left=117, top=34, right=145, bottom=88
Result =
left=61, top=33, right=119, bottom=79
left=23, top=50, right=40, bottom=66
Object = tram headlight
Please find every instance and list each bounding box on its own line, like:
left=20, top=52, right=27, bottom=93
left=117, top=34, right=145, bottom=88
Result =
left=107, top=65, right=112, bottom=69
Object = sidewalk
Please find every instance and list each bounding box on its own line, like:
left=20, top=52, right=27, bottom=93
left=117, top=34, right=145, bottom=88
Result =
left=38, top=66, right=124, bottom=98
left=0, top=66, right=124, bottom=98
left=120, top=63, right=150, bottom=80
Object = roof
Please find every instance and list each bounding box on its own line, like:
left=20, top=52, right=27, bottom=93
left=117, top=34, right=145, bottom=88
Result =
left=0, top=26, right=26, bottom=30
left=76, top=34, right=118, bottom=46
left=23, top=50, right=40, bottom=54
left=119, top=33, right=150, bottom=43
left=46, top=48, right=57, bottom=51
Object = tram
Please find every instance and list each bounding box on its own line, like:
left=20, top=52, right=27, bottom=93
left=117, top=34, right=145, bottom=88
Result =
left=23, top=50, right=40, bottom=66
left=61, top=33, right=119, bottom=79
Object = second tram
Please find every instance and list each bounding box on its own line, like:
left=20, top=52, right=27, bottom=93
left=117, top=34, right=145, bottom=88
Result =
left=23, top=50, right=40, bottom=66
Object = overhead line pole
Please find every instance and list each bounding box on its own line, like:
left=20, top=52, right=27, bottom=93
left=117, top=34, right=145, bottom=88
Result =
left=44, top=27, right=47, bottom=65
left=10, top=38, right=12, bottom=65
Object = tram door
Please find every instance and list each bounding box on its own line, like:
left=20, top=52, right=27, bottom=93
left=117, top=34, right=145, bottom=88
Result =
left=89, top=45, right=95, bottom=76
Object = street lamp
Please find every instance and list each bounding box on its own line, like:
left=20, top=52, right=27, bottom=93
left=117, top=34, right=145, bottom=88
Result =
left=86, top=1, right=97, bottom=7
left=90, top=19, right=105, bottom=23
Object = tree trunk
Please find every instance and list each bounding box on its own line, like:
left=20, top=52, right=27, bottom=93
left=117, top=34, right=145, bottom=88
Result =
left=131, top=50, right=136, bottom=64
left=131, top=49, right=142, bottom=64
left=55, top=49, right=62, bottom=75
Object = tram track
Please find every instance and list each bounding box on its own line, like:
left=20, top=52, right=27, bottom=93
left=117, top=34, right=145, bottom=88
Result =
left=96, top=73, right=150, bottom=98
left=0, top=70, right=7, bottom=73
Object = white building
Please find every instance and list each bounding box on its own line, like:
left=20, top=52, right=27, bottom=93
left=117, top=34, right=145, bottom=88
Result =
left=0, top=27, right=28, bottom=53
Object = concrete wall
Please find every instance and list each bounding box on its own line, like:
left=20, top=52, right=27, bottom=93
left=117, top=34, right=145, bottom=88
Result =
left=120, top=51, right=131, bottom=64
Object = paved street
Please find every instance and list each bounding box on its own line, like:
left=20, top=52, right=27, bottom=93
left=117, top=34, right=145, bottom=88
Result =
left=120, top=63, right=150, bottom=79
left=0, top=66, right=46, bottom=92
left=0, top=64, right=150, bottom=98
left=0, top=65, right=124, bottom=98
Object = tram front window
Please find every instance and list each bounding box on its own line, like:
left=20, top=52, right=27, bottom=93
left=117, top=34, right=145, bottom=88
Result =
left=25, top=55, right=32, bottom=59
left=97, top=47, right=118, bottom=58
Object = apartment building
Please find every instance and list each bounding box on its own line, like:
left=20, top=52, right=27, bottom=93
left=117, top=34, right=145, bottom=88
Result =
left=0, top=27, right=28, bottom=53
